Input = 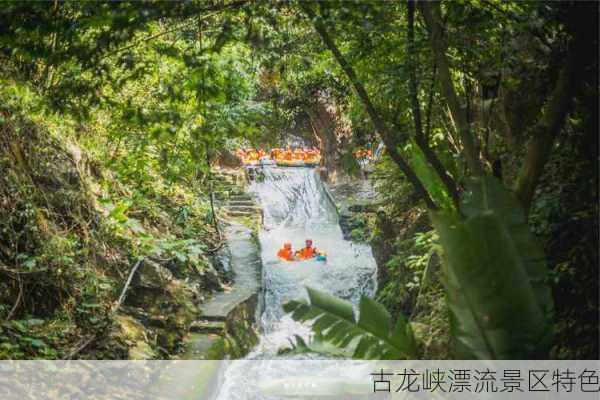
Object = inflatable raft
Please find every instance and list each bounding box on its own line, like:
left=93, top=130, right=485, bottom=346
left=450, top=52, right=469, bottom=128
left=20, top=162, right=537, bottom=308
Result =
left=303, top=157, right=321, bottom=167
left=276, top=159, right=305, bottom=167
left=260, top=157, right=276, bottom=166
left=275, top=157, right=321, bottom=167
left=278, top=253, right=327, bottom=263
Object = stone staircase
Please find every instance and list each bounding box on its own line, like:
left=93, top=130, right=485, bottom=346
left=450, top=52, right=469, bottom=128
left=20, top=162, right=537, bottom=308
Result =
left=181, top=168, right=263, bottom=358
left=210, top=169, right=263, bottom=224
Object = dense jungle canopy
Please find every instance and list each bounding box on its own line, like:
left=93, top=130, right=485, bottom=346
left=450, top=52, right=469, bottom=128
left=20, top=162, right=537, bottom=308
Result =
left=0, top=0, right=597, bottom=361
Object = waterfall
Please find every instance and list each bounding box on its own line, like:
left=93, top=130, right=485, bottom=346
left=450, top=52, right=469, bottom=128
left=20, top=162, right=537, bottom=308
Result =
left=214, top=166, right=378, bottom=399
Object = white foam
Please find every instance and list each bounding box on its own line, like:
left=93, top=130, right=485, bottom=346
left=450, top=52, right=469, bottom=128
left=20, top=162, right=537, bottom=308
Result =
left=215, top=167, right=378, bottom=399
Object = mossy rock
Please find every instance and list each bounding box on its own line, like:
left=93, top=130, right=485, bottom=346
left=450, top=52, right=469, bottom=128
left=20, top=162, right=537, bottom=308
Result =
left=128, top=340, right=157, bottom=360
left=113, top=314, right=147, bottom=343
left=182, top=333, right=226, bottom=360
left=157, top=330, right=181, bottom=351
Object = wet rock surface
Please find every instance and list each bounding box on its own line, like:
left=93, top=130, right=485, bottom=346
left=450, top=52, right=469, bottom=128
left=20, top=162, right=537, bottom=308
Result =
left=133, top=259, right=174, bottom=289
left=325, top=179, right=382, bottom=242
left=325, top=178, right=406, bottom=288
left=182, top=223, right=261, bottom=360
left=181, top=169, right=263, bottom=360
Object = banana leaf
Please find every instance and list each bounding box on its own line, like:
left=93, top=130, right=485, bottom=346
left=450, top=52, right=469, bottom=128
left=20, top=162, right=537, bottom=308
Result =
left=405, top=139, right=454, bottom=211
left=278, top=334, right=355, bottom=358
left=432, top=176, right=554, bottom=359
left=283, top=287, right=417, bottom=359
left=461, top=176, right=553, bottom=313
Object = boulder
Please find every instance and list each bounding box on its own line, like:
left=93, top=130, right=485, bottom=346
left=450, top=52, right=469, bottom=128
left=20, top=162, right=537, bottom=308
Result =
left=134, top=259, right=173, bottom=289
left=121, top=306, right=168, bottom=328
left=113, top=314, right=147, bottom=343
left=195, top=263, right=223, bottom=292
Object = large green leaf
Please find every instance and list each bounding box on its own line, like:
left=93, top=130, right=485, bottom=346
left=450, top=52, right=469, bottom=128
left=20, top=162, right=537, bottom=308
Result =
left=278, top=334, right=355, bottom=358
left=405, top=139, right=454, bottom=210
left=283, top=287, right=417, bottom=359
left=461, top=176, right=553, bottom=314
left=432, top=176, right=554, bottom=359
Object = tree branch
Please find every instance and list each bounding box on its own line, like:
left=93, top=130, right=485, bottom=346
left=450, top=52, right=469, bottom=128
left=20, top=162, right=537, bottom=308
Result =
left=112, top=258, right=145, bottom=313
left=64, top=258, right=144, bottom=359
left=513, top=1, right=592, bottom=214
left=99, top=11, right=225, bottom=63
left=5, top=273, right=23, bottom=322
left=418, top=0, right=483, bottom=176
left=514, top=40, right=580, bottom=212
left=424, top=62, right=437, bottom=139
left=301, top=3, right=437, bottom=210
left=407, top=0, right=460, bottom=207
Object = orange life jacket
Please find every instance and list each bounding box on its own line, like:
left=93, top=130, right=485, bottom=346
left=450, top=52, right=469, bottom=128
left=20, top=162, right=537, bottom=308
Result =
left=297, top=246, right=316, bottom=259
left=277, top=248, right=294, bottom=261
left=293, top=150, right=304, bottom=160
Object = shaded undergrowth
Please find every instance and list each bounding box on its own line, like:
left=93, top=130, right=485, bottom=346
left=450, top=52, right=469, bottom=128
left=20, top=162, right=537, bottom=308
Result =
left=0, top=95, right=227, bottom=359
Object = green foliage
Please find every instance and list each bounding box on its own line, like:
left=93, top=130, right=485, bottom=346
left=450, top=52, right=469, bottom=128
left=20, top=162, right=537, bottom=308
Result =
left=404, top=140, right=454, bottom=211
left=371, top=193, right=450, bottom=358
left=279, top=333, right=355, bottom=358
left=0, top=0, right=595, bottom=361
left=285, top=176, right=554, bottom=360
left=461, top=176, right=554, bottom=315
left=432, top=176, right=554, bottom=359
left=526, top=115, right=599, bottom=359
left=283, top=287, right=417, bottom=359
left=0, top=41, right=229, bottom=357
left=380, top=229, right=438, bottom=298
left=404, top=230, right=439, bottom=292
left=0, top=319, right=60, bottom=359
left=339, top=151, right=362, bottom=177
left=346, top=213, right=371, bottom=242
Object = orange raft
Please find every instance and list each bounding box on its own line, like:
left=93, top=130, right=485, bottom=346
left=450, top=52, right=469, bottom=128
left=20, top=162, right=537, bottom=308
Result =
left=275, top=149, right=321, bottom=167
left=276, top=251, right=327, bottom=262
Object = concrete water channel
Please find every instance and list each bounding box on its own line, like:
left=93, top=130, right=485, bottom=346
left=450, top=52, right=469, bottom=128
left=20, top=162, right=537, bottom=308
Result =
left=180, top=166, right=378, bottom=399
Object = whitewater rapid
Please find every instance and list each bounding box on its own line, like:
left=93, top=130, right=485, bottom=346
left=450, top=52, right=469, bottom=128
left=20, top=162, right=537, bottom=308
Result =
left=214, top=167, right=378, bottom=399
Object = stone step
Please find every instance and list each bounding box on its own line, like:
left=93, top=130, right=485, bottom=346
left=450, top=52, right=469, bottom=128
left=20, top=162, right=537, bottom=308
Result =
left=182, top=333, right=225, bottom=360
left=213, top=178, right=236, bottom=186
left=226, top=205, right=261, bottom=213
left=228, top=200, right=256, bottom=207
left=229, top=192, right=252, bottom=198
left=210, top=176, right=232, bottom=182
left=210, top=177, right=233, bottom=184
left=230, top=196, right=253, bottom=203
left=227, top=210, right=258, bottom=217
left=212, top=187, right=234, bottom=194
left=197, top=313, right=228, bottom=322
left=216, top=214, right=237, bottom=225
left=189, top=320, right=226, bottom=334
left=214, top=193, right=231, bottom=200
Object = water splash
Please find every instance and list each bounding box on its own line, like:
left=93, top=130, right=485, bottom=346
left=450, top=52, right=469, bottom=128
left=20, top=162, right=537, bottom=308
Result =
left=214, top=167, right=378, bottom=399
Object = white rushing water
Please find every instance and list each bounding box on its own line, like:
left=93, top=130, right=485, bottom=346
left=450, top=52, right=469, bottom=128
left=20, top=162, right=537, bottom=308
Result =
left=214, top=167, right=378, bottom=399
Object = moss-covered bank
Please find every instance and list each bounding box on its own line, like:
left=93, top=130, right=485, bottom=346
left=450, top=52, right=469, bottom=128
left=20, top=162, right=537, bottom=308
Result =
left=0, top=106, right=238, bottom=360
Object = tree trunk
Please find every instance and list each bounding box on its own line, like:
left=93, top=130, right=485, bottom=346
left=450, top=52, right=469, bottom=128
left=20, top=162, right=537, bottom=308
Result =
left=302, top=3, right=437, bottom=210
left=305, top=99, right=342, bottom=182
left=418, top=0, right=483, bottom=176
left=407, top=0, right=460, bottom=207
left=514, top=37, right=582, bottom=213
